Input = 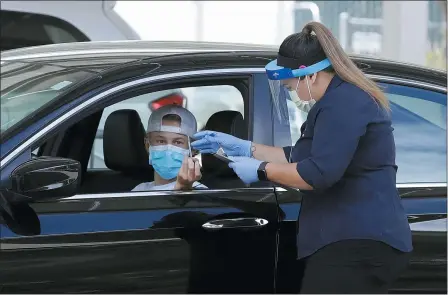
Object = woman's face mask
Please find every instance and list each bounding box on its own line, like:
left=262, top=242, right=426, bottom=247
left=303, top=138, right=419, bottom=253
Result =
left=288, top=76, right=316, bottom=113
left=149, top=144, right=189, bottom=180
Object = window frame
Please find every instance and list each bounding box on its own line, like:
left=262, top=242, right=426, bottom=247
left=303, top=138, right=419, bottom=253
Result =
left=381, top=81, right=446, bottom=185
left=86, top=82, right=247, bottom=171
left=2, top=68, right=271, bottom=196
left=1, top=68, right=265, bottom=169
left=370, top=75, right=446, bottom=187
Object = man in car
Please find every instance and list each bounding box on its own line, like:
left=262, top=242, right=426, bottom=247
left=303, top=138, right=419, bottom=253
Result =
left=132, top=105, right=206, bottom=191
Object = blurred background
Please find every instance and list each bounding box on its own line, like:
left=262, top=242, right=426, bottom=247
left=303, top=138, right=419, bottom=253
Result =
left=1, top=1, right=446, bottom=70
left=115, top=1, right=447, bottom=70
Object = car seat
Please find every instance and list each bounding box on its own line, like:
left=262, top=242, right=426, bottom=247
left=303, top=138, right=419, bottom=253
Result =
left=200, top=110, right=247, bottom=189
left=80, top=109, right=153, bottom=193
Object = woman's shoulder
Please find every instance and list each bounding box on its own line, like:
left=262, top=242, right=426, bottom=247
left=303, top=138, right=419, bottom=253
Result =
left=322, top=81, right=382, bottom=114
left=314, top=87, right=389, bottom=127
left=336, top=81, right=375, bottom=105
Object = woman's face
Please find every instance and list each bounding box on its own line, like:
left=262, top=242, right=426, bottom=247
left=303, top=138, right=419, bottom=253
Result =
left=282, top=77, right=314, bottom=102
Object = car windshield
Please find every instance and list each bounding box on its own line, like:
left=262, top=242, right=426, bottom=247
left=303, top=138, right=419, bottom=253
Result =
left=1, top=60, right=96, bottom=134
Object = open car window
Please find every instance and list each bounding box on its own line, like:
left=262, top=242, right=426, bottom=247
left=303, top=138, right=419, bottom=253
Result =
left=79, top=84, right=247, bottom=194
left=88, top=85, right=244, bottom=169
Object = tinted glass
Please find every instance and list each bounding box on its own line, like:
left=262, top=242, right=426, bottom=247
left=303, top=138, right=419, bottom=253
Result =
left=1, top=61, right=95, bottom=133
left=384, top=84, right=446, bottom=184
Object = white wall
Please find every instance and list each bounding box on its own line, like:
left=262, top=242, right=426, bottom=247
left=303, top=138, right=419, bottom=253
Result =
left=115, top=1, right=431, bottom=66
left=382, top=1, right=429, bottom=65
left=115, top=1, right=296, bottom=45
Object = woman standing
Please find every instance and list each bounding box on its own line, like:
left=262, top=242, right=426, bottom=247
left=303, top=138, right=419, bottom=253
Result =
left=192, top=22, right=412, bottom=293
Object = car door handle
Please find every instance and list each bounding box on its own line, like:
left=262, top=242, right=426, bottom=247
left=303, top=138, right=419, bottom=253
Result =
left=202, top=217, right=269, bottom=230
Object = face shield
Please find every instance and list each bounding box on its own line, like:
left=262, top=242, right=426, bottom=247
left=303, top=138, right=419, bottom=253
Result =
left=265, top=55, right=332, bottom=124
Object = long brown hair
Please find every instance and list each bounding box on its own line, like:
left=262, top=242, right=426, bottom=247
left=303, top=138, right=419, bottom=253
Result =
left=301, top=22, right=389, bottom=110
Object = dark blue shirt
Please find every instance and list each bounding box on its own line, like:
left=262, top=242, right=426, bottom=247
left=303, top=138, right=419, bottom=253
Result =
left=284, top=75, right=413, bottom=259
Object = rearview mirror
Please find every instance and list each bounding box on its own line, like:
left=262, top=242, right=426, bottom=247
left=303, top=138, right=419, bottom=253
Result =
left=10, top=156, right=81, bottom=201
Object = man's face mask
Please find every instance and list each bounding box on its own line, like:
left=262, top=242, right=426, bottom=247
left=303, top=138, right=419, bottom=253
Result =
left=288, top=76, right=316, bottom=113
left=149, top=144, right=190, bottom=180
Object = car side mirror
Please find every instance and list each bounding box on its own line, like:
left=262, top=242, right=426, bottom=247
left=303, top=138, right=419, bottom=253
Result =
left=10, top=156, right=81, bottom=201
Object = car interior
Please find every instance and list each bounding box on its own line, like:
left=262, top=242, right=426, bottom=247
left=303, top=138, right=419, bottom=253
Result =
left=34, top=83, right=250, bottom=195
left=78, top=109, right=247, bottom=193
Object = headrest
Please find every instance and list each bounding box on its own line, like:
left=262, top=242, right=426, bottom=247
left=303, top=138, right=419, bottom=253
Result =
left=204, top=110, right=245, bottom=139
left=103, top=109, right=152, bottom=174
left=201, top=111, right=245, bottom=175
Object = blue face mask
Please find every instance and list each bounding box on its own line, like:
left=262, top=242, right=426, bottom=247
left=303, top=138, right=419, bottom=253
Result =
left=149, top=144, right=190, bottom=180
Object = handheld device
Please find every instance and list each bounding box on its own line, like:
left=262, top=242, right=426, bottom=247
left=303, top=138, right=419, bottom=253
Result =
left=213, top=147, right=233, bottom=163
left=187, top=137, right=193, bottom=157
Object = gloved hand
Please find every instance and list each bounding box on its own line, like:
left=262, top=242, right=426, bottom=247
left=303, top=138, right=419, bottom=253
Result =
left=192, top=131, right=252, bottom=157
left=228, top=156, right=263, bottom=185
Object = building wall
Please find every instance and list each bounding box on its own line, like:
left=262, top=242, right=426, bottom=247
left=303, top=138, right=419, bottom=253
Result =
left=115, top=0, right=446, bottom=69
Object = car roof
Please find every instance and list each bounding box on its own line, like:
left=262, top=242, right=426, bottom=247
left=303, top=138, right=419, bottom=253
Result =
left=0, top=40, right=278, bottom=60
left=1, top=40, right=446, bottom=86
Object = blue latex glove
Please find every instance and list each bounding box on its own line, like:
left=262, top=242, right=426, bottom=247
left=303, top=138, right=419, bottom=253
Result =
left=228, top=156, right=263, bottom=185
left=192, top=130, right=252, bottom=157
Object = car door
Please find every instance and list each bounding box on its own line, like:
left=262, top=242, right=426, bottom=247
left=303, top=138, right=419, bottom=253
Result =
left=0, top=190, right=279, bottom=293
left=268, top=73, right=447, bottom=294
left=0, top=69, right=280, bottom=293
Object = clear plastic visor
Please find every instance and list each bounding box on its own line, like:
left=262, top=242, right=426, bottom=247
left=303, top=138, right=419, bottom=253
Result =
left=268, top=79, right=298, bottom=124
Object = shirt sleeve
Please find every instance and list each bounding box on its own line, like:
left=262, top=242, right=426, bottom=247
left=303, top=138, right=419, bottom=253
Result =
left=132, top=182, right=154, bottom=191
left=296, top=102, right=372, bottom=190
left=131, top=183, right=145, bottom=191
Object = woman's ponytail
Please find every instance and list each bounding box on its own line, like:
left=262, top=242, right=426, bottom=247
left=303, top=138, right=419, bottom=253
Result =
left=303, top=22, right=389, bottom=110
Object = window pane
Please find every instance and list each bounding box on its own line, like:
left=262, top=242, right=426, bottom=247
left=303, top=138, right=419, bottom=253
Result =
left=386, top=84, right=446, bottom=184
left=1, top=62, right=95, bottom=133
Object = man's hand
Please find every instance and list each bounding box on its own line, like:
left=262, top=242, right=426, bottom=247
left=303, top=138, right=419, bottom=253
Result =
left=174, top=156, right=202, bottom=190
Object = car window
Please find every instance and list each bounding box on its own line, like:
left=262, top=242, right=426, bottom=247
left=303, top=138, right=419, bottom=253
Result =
left=87, top=85, right=244, bottom=170
left=1, top=10, right=89, bottom=51
left=385, top=84, right=446, bottom=184
left=283, top=83, right=446, bottom=184
left=0, top=61, right=96, bottom=134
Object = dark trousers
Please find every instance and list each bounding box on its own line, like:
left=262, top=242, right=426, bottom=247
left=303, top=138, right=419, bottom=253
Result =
left=298, top=239, right=411, bottom=294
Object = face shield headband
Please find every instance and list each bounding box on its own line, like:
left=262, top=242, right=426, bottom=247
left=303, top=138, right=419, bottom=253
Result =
left=264, top=54, right=332, bottom=124
left=265, top=54, right=331, bottom=80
